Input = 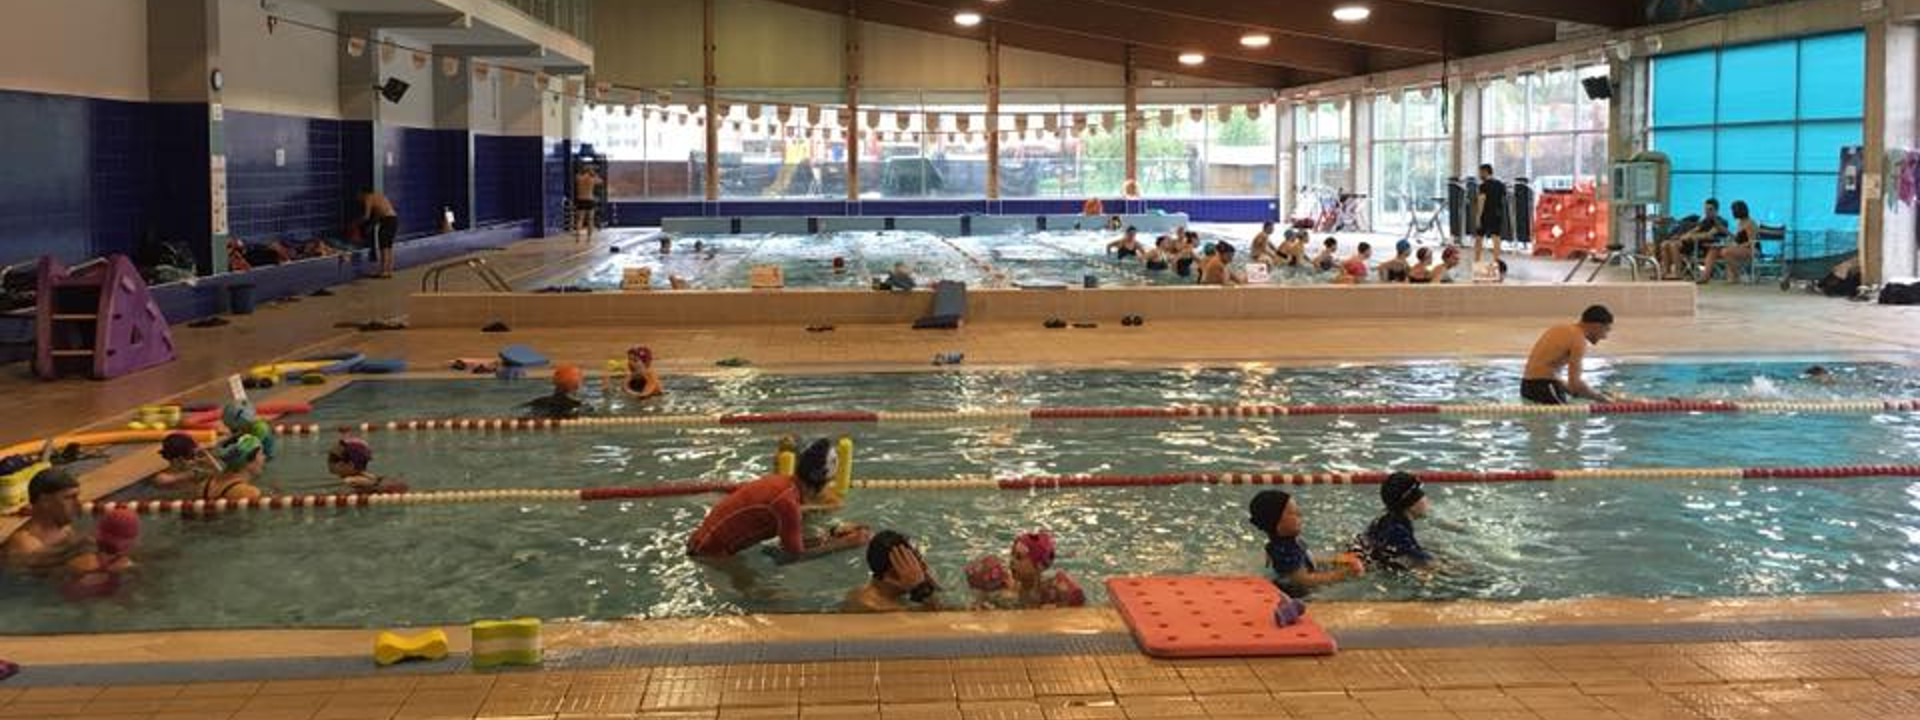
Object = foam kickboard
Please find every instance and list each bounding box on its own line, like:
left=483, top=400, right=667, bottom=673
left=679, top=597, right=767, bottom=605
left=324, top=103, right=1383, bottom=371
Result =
left=1105, top=575, right=1337, bottom=659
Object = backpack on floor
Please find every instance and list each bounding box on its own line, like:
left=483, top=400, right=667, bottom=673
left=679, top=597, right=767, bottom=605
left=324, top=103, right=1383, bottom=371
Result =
left=1880, top=282, right=1920, bottom=305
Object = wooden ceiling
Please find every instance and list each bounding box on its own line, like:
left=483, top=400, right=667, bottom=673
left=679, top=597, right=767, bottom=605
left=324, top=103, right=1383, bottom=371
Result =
left=760, top=0, right=1643, bottom=88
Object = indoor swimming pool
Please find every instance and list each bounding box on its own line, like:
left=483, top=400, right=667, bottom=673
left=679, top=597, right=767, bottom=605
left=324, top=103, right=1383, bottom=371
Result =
left=570, top=229, right=1317, bottom=290
left=7, top=361, right=1919, bottom=633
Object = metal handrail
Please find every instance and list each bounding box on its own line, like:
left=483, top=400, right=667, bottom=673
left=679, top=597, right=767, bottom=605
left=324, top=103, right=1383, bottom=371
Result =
left=421, top=258, right=512, bottom=293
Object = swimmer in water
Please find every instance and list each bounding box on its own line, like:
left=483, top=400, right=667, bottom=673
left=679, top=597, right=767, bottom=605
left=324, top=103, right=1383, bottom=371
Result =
left=62, top=508, right=139, bottom=600
left=658, top=234, right=674, bottom=254
left=1200, top=241, right=1244, bottom=286
left=1107, top=226, right=1143, bottom=260
left=1173, top=232, right=1200, bottom=278
left=151, top=432, right=218, bottom=491
left=623, top=346, right=664, bottom=399
left=1311, top=237, right=1339, bottom=272
left=524, top=365, right=588, bottom=419
left=203, top=435, right=265, bottom=503
left=3, top=469, right=90, bottom=577
left=964, top=531, right=1080, bottom=608
left=328, top=435, right=405, bottom=495
left=1142, top=236, right=1172, bottom=272
left=1521, top=305, right=1615, bottom=405
left=846, top=530, right=941, bottom=612
left=687, top=439, right=870, bottom=562
left=1351, top=472, right=1433, bottom=571
left=1249, top=222, right=1278, bottom=265
left=1803, top=365, right=1834, bottom=384
left=1377, top=240, right=1412, bottom=283
left=1249, top=490, right=1364, bottom=597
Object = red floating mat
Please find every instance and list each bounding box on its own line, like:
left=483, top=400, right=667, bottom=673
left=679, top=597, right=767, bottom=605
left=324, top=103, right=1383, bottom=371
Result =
left=1105, top=575, right=1337, bottom=658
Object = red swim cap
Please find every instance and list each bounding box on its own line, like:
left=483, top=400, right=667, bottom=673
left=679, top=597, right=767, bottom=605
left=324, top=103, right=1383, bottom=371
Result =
left=95, top=509, right=140, bottom=556
left=627, top=345, right=653, bottom=366
left=553, top=365, right=585, bottom=392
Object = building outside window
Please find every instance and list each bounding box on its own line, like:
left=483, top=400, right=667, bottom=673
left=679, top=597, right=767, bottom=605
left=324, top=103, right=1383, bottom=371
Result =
left=1370, top=86, right=1450, bottom=232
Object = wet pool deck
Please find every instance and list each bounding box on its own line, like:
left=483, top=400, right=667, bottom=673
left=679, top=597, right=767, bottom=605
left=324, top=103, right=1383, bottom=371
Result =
left=4, top=231, right=1920, bottom=715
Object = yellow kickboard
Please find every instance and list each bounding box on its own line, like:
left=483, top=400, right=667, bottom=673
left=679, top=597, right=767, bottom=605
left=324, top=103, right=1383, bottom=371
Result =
left=373, top=629, right=450, bottom=667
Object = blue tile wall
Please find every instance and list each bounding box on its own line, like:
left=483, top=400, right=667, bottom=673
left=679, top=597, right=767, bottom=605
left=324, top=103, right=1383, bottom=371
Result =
left=341, top=120, right=372, bottom=224
left=380, top=125, right=447, bottom=238
left=435, top=129, right=470, bottom=230
left=223, top=110, right=345, bottom=242
left=0, top=89, right=155, bottom=269
left=541, top=137, right=570, bottom=235
left=473, top=134, right=541, bottom=224
left=150, top=102, right=213, bottom=271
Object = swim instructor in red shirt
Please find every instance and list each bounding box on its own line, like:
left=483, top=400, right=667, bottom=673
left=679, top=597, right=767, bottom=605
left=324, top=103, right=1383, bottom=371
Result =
left=687, top=438, right=870, bottom=562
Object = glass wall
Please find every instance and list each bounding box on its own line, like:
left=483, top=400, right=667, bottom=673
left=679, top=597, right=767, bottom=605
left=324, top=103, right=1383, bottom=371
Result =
left=1293, top=99, right=1351, bottom=194
left=1478, top=65, right=1608, bottom=189
left=1651, top=32, right=1863, bottom=234
left=715, top=100, right=847, bottom=199
left=1370, top=86, right=1450, bottom=231
left=576, top=103, right=705, bottom=199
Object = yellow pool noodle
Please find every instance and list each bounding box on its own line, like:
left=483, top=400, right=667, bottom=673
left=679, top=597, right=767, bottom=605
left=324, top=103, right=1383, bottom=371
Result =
left=827, top=436, right=854, bottom=501
left=373, top=629, right=449, bottom=666
left=774, top=436, right=796, bottom=476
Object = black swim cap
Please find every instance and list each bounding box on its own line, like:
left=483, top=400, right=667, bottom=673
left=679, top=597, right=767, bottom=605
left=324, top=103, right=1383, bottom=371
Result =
left=1248, top=490, right=1292, bottom=537
left=29, top=468, right=79, bottom=503
left=795, top=438, right=834, bottom=491
left=866, top=530, right=911, bottom=578
left=1381, top=472, right=1425, bottom=514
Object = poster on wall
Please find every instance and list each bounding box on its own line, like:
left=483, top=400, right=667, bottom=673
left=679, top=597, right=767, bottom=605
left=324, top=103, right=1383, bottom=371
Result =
left=210, top=155, right=229, bottom=236
left=1836, top=145, right=1864, bottom=216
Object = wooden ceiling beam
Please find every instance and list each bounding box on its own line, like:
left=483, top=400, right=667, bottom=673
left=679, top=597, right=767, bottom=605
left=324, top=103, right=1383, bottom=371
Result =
left=1395, top=0, right=1640, bottom=28
left=1081, top=0, right=1457, bottom=56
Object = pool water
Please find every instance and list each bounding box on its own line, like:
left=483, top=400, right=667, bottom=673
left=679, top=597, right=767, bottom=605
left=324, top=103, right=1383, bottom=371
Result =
left=8, top=361, right=1920, bottom=633
left=571, top=230, right=1303, bottom=290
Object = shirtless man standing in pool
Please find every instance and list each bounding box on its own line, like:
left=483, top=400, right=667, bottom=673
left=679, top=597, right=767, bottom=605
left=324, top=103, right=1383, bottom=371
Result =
left=1521, top=305, right=1615, bottom=405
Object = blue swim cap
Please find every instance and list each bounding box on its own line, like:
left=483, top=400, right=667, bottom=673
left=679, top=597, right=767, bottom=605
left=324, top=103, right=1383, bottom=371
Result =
left=1395, top=239, right=1412, bottom=256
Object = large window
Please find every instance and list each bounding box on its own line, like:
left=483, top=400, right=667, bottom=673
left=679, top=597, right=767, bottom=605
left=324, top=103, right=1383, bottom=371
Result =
left=1651, top=32, right=1863, bottom=235
left=715, top=98, right=848, bottom=199
left=1478, top=65, right=1608, bottom=190
left=1293, top=99, right=1350, bottom=194
left=576, top=103, right=705, bottom=199
left=1370, top=86, right=1450, bottom=231
left=851, top=92, right=989, bottom=199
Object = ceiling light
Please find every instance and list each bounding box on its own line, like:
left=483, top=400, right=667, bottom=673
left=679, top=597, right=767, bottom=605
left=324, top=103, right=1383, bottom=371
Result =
left=953, top=10, right=982, bottom=26
left=1178, top=52, right=1205, bottom=66
left=1332, top=4, right=1371, bottom=22
left=1240, top=33, right=1272, bottom=48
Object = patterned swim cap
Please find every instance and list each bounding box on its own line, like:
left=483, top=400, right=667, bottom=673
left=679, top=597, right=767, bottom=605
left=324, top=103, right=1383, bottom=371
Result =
left=964, top=555, right=1009, bottom=592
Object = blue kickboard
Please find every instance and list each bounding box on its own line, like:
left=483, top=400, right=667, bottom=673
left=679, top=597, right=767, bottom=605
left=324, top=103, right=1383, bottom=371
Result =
left=498, top=344, right=549, bottom=368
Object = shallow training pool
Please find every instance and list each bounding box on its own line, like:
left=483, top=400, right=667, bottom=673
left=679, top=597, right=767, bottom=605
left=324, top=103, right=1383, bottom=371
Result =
left=7, top=361, right=1920, bottom=633
left=568, top=229, right=1310, bottom=290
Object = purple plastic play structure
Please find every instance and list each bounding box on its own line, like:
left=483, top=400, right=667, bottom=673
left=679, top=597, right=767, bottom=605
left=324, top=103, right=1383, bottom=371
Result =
left=34, top=255, right=176, bottom=380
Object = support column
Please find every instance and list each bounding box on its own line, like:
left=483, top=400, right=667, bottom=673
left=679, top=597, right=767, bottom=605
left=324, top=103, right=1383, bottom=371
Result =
left=1124, top=46, right=1139, bottom=196
left=702, top=0, right=719, bottom=202
left=433, top=52, right=475, bottom=231
left=986, top=29, right=1001, bottom=201
left=148, top=0, right=226, bottom=275
left=845, top=1, right=861, bottom=202
left=1606, top=56, right=1649, bottom=250
left=1352, top=94, right=1372, bottom=209
left=1864, top=20, right=1919, bottom=284
left=1279, top=100, right=1295, bottom=219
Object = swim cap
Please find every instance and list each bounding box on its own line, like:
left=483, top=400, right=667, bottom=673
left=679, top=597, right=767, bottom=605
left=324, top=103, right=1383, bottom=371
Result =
left=1381, top=472, right=1425, bottom=514
left=627, top=345, right=653, bottom=366
left=222, top=400, right=258, bottom=432
left=331, top=437, right=373, bottom=471
left=95, top=508, right=140, bottom=556
left=865, top=530, right=912, bottom=578
left=964, top=555, right=1009, bottom=592
left=1248, top=490, right=1292, bottom=537
left=795, top=438, right=834, bottom=490
left=1039, top=570, right=1086, bottom=607
left=1442, top=246, right=1460, bottom=261
left=160, top=432, right=199, bottom=461
left=28, top=468, right=79, bottom=503
left=553, top=365, right=584, bottom=393
left=1012, top=531, right=1056, bottom=570
left=219, top=434, right=263, bottom=472
left=1396, top=239, right=1412, bottom=256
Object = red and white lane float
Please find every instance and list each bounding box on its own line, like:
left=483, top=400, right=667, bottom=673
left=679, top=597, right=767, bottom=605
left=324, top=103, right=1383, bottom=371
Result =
left=55, top=464, right=1920, bottom=517
left=275, top=398, right=1920, bottom=437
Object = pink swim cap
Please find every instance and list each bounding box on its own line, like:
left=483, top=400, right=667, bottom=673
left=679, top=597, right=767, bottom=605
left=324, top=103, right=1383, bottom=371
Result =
left=964, top=555, right=1009, bottom=592
left=1012, top=531, right=1055, bottom=570
left=1040, top=570, right=1086, bottom=607
left=95, top=509, right=140, bottom=556
left=627, top=345, right=653, bottom=365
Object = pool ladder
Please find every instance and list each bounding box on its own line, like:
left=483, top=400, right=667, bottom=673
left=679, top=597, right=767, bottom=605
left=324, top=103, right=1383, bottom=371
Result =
left=421, top=258, right=513, bottom=293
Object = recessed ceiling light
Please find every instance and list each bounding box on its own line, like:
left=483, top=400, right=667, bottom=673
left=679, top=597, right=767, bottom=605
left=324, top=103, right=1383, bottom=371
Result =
left=1240, top=33, right=1272, bottom=48
left=1332, top=4, right=1371, bottom=22
left=953, top=10, right=982, bottom=26
left=1178, top=52, right=1206, bottom=66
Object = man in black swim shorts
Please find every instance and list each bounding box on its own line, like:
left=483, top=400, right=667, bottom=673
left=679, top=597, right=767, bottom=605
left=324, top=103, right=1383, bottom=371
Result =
left=1520, top=305, right=1615, bottom=405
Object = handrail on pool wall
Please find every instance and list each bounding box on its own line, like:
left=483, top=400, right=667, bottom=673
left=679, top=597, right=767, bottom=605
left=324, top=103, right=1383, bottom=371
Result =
left=268, top=398, right=1920, bottom=437
left=62, top=464, right=1920, bottom=516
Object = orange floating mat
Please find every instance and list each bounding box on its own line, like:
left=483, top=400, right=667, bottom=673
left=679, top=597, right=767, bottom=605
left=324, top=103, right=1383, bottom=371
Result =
left=1105, top=575, right=1337, bottom=658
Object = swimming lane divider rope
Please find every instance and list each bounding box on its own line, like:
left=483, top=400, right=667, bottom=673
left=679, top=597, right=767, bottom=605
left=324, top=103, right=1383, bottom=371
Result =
left=67, top=465, right=1920, bottom=516
left=268, top=399, right=1920, bottom=437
